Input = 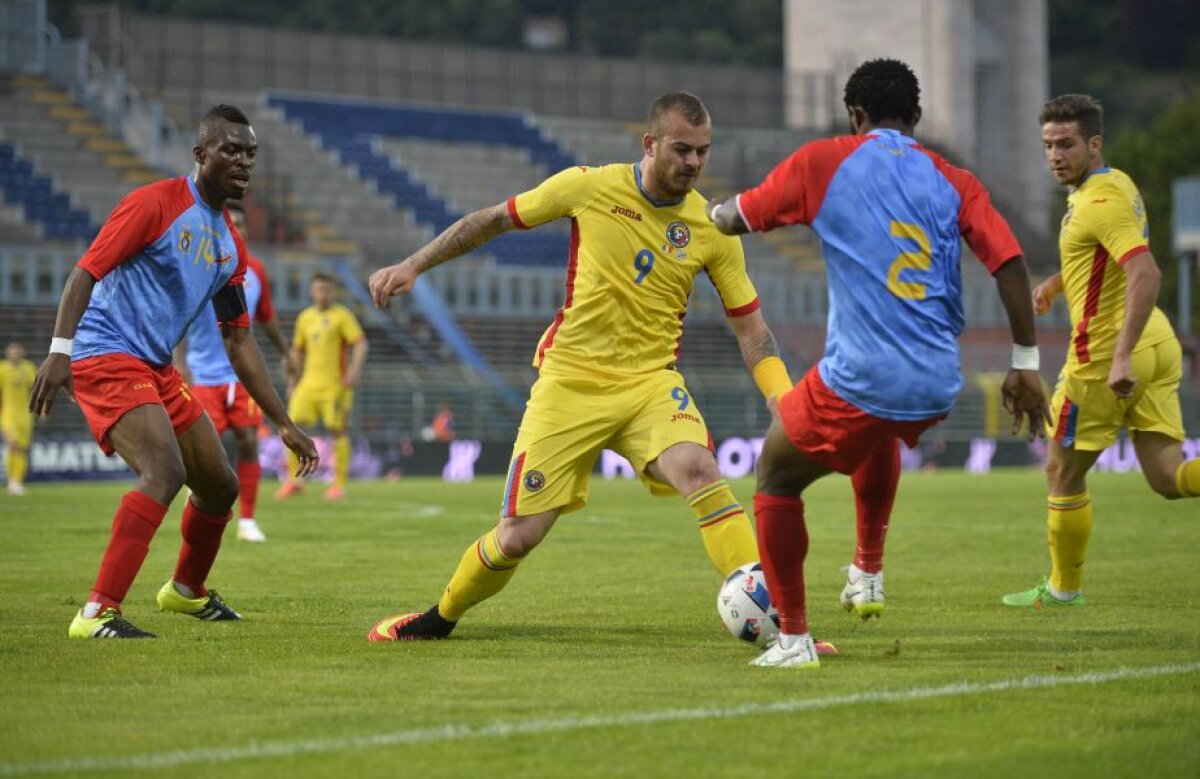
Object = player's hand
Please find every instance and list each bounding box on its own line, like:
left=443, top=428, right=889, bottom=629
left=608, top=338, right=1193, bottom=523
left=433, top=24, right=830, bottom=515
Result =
left=368, top=260, right=418, bottom=309
left=1107, top=353, right=1137, bottom=399
left=280, top=421, right=319, bottom=477
left=1001, top=368, right=1049, bottom=440
left=342, top=369, right=361, bottom=388
left=29, top=353, right=74, bottom=418
left=1031, top=278, right=1060, bottom=316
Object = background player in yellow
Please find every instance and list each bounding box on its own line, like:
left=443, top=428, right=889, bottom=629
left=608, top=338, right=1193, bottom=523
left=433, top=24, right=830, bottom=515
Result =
left=1003, top=94, right=1198, bottom=608
left=364, top=92, right=802, bottom=643
left=276, top=273, right=368, bottom=500
left=1, top=342, right=38, bottom=496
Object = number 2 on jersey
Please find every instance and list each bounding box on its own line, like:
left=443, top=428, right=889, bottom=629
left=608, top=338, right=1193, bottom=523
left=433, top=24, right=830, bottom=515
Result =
left=887, top=221, right=931, bottom=300
left=633, top=249, right=655, bottom=284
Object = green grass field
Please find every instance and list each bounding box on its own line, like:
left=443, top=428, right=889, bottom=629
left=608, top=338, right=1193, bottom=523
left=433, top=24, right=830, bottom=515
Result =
left=1, top=469, right=1197, bottom=777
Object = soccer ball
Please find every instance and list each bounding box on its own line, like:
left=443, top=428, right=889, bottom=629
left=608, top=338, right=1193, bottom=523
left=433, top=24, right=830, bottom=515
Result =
left=717, top=563, right=780, bottom=646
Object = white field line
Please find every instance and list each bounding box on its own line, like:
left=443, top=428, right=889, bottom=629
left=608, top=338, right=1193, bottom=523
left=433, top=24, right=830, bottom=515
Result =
left=3, top=662, right=1197, bottom=776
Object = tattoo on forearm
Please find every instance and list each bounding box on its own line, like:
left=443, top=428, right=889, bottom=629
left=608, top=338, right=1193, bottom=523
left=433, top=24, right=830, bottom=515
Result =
left=739, top=329, right=779, bottom=369
left=412, top=208, right=508, bottom=273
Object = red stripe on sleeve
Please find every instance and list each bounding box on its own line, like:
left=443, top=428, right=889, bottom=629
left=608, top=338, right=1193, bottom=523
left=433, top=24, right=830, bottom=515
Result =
left=77, top=179, right=190, bottom=279
left=724, top=298, right=761, bottom=318
left=1116, top=245, right=1149, bottom=265
left=506, top=196, right=530, bottom=230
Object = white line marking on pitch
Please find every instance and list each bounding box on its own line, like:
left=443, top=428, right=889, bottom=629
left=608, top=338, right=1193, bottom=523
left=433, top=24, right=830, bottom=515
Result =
left=2, top=662, right=1196, bottom=776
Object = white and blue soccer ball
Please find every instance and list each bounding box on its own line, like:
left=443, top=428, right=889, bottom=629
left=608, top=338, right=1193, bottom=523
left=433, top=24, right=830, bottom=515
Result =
left=717, top=562, right=780, bottom=646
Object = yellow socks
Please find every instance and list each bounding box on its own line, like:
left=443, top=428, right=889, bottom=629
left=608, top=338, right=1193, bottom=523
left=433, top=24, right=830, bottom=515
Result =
left=687, top=480, right=759, bottom=577
left=437, top=529, right=523, bottom=621
left=334, top=434, right=350, bottom=489
left=1047, top=491, right=1093, bottom=594
left=7, top=449, right=27, bottom=486
left=1176, top=459, right=1200, bottom=498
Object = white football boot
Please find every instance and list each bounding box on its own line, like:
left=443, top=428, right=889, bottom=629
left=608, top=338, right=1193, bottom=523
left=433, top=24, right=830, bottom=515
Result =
left=840, top=564, right=884, bottom=620
left=750, top=633, right=820, bottom=670
left=237, top=519, right=267, bottom=542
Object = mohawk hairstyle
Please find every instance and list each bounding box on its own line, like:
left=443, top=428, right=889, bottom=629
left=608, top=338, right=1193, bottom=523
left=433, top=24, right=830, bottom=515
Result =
left=649, top=91, right=710, bottom=136
left=843, top=59, right=921, bottom=126
left=1039, top=94, right=1104, bottom=140
left=196, top=104, right=251, bottom=145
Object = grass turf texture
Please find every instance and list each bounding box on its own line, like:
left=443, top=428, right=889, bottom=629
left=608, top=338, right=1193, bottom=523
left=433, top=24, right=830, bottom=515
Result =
left=1, top=469, right=1197, bottom=777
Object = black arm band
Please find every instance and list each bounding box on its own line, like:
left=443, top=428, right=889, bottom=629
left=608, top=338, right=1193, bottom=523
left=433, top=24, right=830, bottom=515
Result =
left=212, top=284, right=248, bottom=322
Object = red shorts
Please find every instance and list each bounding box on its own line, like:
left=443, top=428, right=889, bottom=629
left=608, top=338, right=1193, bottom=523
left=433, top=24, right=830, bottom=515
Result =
left=778, top=366, right=945, bottom=474
left=192, top=382, right=262, bottom=435
left=72, top=353, right=205, bottom=455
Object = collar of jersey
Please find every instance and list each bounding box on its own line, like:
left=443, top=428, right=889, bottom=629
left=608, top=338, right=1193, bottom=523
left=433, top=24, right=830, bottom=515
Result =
left=1074, top=166, right=1112, bottom=190
left=632, top=164, right=685, bottom=208
left=187, top=175, right=225, bottom=217
left=866, top=128, right=917, bottom=145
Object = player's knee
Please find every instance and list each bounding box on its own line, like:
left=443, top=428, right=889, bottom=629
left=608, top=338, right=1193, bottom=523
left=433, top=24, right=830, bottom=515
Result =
left=678, top=459, right=723, bottom=495
left=496, top=517, right=551, bottom=558
left=145, top=454, right=188, bottom=498
left=234, top=429, right=258, bottom=462
left=1044, top=456, right=1063, bottom=487
left=756, top=458, right=801, bottom=496
left=1146, top=471, right=1182, bottom=500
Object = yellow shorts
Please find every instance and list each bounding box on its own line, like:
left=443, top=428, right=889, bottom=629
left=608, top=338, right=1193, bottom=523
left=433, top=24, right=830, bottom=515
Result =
left=288, top=383, right=354, bottom=432
left=1047, top=337, right=1185, bottom=451
left=1, top=413, right=33, bottom=449
left=501, top=369, right=712, bottom=518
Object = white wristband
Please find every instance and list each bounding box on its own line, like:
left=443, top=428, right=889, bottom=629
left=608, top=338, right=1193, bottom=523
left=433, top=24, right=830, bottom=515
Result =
left=49, top=338, right=73, bottom=356
left=1012, top=344, right=1039, bottom=371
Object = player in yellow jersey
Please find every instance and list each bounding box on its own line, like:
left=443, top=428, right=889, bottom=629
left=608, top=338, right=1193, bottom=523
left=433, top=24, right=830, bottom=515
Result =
left=276, top=273, right=368, bottom=500
left=363, top=91, right=812, bottom=644
left=1003, top=94, right=1198, bottom=608
left=1, top=342, right=38, bottom=496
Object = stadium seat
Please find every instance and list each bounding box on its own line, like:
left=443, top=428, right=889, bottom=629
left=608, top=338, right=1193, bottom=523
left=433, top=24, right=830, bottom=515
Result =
left=267, top=97, right=571, bottom=266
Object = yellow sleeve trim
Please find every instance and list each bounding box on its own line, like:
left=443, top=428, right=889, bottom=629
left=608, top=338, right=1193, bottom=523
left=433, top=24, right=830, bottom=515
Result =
left=752, top=356, right=793, bottom=400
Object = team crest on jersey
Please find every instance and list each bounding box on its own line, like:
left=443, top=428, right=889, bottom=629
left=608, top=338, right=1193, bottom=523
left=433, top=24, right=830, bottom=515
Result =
left=524, top=469, right=546, bottom=492
left=1060, top=204, right=1073, bottom=230
left=666, top=221, right=690, bottom=248
left=178, top=228, right=193, bottom=252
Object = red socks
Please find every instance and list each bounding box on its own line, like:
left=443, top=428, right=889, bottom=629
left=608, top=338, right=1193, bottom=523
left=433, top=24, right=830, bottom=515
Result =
left=850, top=440, right=900, bottom=574
left=89, top=491, right=169, bottom=610
left=173, top=499, right=232, bottom=598
left=237, top=460, right=261, bottom=519
left=753, top=493, right=809, bottom=635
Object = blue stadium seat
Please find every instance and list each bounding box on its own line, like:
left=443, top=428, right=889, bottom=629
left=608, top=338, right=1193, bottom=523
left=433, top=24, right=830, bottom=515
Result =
left=267, top=96, right=573, bottom=266
left=0, top=142, right=99, bottom=240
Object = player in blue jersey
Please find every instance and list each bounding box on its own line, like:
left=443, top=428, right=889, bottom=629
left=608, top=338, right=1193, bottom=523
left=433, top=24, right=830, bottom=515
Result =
left=29, top=105, right=318, bottom=639
left=176, top=203, right=296, bottom=542
left=708, top=59, right=1049, bottom=669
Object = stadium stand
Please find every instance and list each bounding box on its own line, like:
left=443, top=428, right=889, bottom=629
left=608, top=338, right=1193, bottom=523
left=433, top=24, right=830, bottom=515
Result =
left=267, top=94, right=574, bottom=266
left=0, top=73, right=159, bottom=239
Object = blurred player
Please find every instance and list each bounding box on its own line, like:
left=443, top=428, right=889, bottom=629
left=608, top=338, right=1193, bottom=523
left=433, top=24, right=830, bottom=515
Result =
left=1002, top=95, right=1198, bottom=608
left=709, top=59, right=1048, bottom=669
left=275, top=273, right=368, bottom=500
left=1, top=342, right=37, bottom=496
left=176, top=203, right=297, bottom=542
left=365, top=91, right=799, bottom=644
left=29, top=104, right=318, bottom=639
